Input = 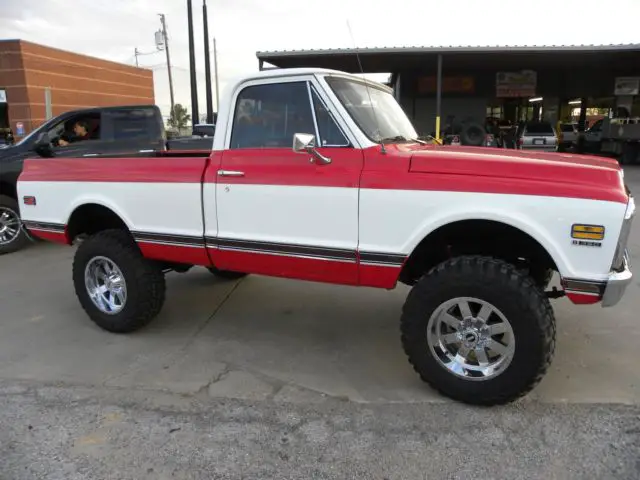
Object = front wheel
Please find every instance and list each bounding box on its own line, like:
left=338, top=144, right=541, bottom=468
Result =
left=72, top=229, right=166, bottom=333
left=0, top=195, right=29, bottom=255
left=400, top=255, right=556, bottom=405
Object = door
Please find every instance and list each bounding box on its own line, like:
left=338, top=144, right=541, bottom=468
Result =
left=584, top=119, right=603, bottom=152
left=212, top=78, right=363, bottom=285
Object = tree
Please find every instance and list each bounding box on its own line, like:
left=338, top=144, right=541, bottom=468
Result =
left=167, top=103, right=191, bottom=130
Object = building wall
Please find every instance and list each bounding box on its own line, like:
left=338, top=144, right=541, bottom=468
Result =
left=0, top=39, right=155, bottom=136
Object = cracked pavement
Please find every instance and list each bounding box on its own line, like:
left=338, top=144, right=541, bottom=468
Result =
left=1, top=168, right=640, bottom=478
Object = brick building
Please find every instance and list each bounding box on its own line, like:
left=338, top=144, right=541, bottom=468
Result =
left=0, top=39, right=155, bottom=139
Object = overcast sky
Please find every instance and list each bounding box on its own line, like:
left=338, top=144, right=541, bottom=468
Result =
left=2, top=0, right=640, bottom=119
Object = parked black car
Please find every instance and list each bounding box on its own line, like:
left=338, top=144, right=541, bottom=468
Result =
left=0, top=104, right=210, bottom=254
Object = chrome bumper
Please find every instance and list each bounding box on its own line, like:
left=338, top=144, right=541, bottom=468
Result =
left=602, top=252, right=633, bottom=307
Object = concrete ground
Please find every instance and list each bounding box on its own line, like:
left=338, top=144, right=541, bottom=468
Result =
left=1, top=167, right=640, bottom=479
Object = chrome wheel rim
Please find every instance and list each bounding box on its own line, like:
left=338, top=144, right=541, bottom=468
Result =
left=0, top=206, right=21, bottom=245
left=427, top=297, right=515, bottom=381
left=84, top=256, right=127, bottom=315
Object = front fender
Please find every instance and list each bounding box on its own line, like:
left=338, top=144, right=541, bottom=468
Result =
left=358, top=189, right=626, bottom=280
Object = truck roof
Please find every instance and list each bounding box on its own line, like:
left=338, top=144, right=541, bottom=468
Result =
left=232, top=67, right=391, bottom=92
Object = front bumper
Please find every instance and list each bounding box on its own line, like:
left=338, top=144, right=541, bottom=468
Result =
left=602, top=252, right=633, bottom=307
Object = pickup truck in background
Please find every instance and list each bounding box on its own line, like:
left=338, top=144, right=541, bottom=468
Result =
left=579, top=116, right=640, bottom=164
left=17, top=68, right=635, bottom=406
left=166, top=122, right=216, bottom=151
left=0, top=105, right=209, bottom=254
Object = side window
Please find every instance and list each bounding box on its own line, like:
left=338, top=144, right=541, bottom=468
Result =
left=310, top=87, right=349, bottom=147
left=230, top=81, right=315, bottom=149
left=51, top=112, right=101, bottom=148
left=111, top=109, right=157, bottom=141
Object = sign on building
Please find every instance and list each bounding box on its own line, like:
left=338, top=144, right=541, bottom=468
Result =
left=417, top=76, right=475, bottom=94
left=0, top=89, right=7, bottom=103
left=16, top=122, right=25, bottom=136
left=614, top=77, right=640, bottom=96
left=496, top=70, right=537, bottom=97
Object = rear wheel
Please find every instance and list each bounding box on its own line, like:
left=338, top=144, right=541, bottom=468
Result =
left=72, top=229, right=166, bottom=333
left=400, top=255, right=555, bottom=405
left=207, top=266, right=248, bottom=280
left=0, top=195, right=29, bottom=255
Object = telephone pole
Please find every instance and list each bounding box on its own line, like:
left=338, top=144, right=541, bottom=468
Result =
left=202, top=0, right=214, bottom=124
left=213, top=37, right=219, bottom=113
left=158, top=14, right=175, bottom=114
left=186, top=0, right=199, bottom=125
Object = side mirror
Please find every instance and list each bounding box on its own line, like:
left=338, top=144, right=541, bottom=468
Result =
left=292, top=133, right=331, bottom=165
left=33, top=131, right=54, bottom=158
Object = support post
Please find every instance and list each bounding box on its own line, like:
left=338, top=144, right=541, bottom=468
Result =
left=44, top=87, right=52, bottom=120
left=435, top=54, right=443, bottom=143
left=576, top=97, right=588, bottom=153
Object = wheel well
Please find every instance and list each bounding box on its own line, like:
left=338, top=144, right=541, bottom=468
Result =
left=398, top=220, right=558, bottom=285
left=0, top=181, right=17, bottom=200
left=67, top=204, right=130, bottom=242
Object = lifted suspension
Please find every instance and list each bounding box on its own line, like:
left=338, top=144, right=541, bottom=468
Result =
left=545, top=286, right=566, bottom=299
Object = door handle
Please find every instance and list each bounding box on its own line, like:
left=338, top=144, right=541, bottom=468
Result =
left=83, top=153, right=99, bottom=157
left=218, top=170, right=245, bottom=177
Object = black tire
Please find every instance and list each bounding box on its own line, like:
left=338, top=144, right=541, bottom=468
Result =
left=460, top=122, right=486, bottom=147
left=530, top=267, right=553, bottom=290
left=400, top=255, right=555, bottom=406
left=0, top=195, right=30, bottom=255
left=72, top=229, right=166, bottom=333
left=207, top=266, right=248, bottom=280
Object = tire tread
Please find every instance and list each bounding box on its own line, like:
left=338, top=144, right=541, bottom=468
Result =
left=400, top=255, right=556, bottom=405
left=72, top=229, right=166, bottom=333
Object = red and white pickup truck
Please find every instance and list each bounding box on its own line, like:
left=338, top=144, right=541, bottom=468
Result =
left=17, top=68, right=635, bottom=405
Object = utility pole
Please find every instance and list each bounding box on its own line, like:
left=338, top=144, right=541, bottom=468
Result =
left=158, top=14, right=175, bottom=114
left=213, top=37, right=220, bottom=114
left=134, top=48, right=139, bottom=67
left=186, top=0, right=199, bottom=125
left=202, top=0, right=214, bottom=124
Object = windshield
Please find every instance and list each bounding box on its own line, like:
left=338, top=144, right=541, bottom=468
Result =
left=524, top=122, right=555, bottom=135
left=14, top=121, right=50, bottom=147
left=325, top=76, right=418, bottom=143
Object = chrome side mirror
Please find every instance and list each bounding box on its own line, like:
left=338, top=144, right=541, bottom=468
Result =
left=292, top=133, right=331, bottom=165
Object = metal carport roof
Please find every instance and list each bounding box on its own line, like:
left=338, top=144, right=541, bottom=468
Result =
left=256, top=44, right=640, bottom=73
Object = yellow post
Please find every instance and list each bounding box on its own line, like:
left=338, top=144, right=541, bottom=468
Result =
left=435, top=53, right=443, bottom=145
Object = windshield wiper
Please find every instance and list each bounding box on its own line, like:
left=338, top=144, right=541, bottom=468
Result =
left=379, top=135, right=410, bottom=144
left=380, top=135, right=428, bottom=145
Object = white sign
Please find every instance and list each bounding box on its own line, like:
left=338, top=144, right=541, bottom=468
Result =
left=614, top=77, right=640, bottom=96
left=0, top=89, right=6, bottom=103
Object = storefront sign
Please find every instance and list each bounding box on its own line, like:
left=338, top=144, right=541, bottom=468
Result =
left=496, top=70, right=537, bottom=97
left=0, top=89, right=7, bottom=103
left=614, top=77, right=640, bottom=96
left=417, top=76, right=475, bottom=94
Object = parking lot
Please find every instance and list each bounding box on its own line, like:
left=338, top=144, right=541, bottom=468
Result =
left=2, top=167, right=640, bottom=478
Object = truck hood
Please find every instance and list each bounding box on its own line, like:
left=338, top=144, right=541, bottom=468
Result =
left=408, top=145, right=627, bottom=203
